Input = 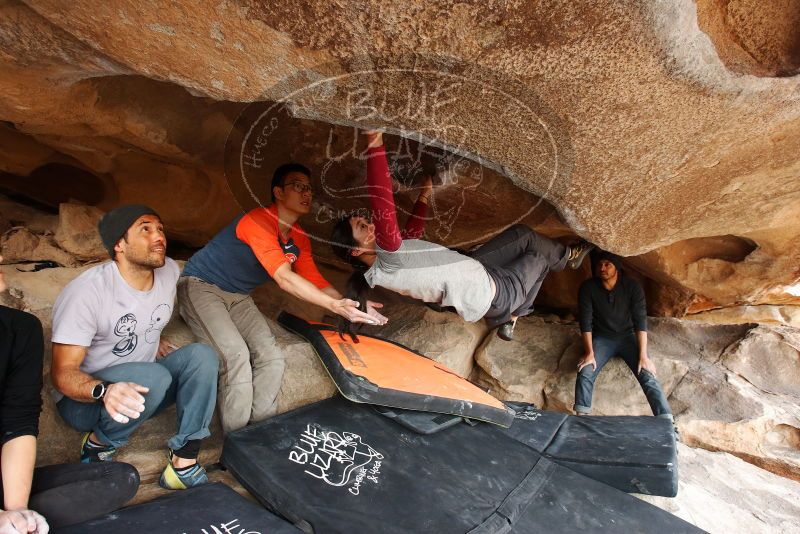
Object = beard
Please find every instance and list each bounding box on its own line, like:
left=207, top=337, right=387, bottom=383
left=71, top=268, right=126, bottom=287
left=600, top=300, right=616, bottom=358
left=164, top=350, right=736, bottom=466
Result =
left=125, top=247, right=166, bottom=269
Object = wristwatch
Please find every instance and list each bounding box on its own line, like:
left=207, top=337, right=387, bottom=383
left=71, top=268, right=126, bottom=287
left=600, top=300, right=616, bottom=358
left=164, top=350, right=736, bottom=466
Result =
left=91, top=381, right=112, bottom=401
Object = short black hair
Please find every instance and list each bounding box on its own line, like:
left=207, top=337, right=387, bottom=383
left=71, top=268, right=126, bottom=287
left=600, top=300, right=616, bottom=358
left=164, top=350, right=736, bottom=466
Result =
left=271, top=163, right=311, bottom=203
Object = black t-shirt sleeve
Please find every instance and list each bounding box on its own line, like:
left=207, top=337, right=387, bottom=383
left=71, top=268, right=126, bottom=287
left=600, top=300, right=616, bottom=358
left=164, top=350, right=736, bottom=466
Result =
left=1, top=309, right=44, bottom=444
left=629, top=279, right=648, bottom=332
left=578, top=280, right=594, bottom=333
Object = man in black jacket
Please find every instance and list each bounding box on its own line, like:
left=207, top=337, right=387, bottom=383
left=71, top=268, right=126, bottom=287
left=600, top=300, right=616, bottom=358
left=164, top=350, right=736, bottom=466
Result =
left=574, top=251, right=672, bottom=420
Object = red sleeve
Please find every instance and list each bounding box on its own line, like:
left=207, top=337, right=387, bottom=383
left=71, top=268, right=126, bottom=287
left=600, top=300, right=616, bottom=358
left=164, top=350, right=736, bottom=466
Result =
left=293, top=231, right=331, bottom=290
left=366, top=145, right=402, bottom=252
left=400, top=199, right=428, bottom=240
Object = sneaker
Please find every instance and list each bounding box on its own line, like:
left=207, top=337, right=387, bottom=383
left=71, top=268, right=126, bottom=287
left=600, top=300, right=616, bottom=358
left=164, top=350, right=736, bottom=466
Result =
left=496, top=321, right=516, bottom=341
left=566, top=241, right=595, bottom=269
left=159, top=451, right=209, bottom=490
left=80, top=432, right=116, bottom=463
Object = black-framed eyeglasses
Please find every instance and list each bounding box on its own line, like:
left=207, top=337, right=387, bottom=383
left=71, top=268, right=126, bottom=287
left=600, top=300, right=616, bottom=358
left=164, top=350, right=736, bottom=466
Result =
left=285, top=181, right=313, bottom=194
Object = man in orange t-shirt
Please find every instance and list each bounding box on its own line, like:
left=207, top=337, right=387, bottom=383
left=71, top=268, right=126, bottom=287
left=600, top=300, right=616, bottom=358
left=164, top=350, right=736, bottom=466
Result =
left=179, top=163, right=385, bottom=432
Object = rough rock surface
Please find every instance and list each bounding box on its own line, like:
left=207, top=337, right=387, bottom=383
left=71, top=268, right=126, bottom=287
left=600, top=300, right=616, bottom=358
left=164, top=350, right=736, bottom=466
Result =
left=639, top=444, right=800, bottom=534
left=53, top=203, right=107, bottom=261
left=0, top=1, right=798, bottom=314
left=0, top=199, right=108, bottom=266
left=473, top=315, right=800, bottom=482
left=1, top=226, right=78, bottom=267
left=686, top=304, right=800, bottom=329
left=0, top=195, right=57, bottom=234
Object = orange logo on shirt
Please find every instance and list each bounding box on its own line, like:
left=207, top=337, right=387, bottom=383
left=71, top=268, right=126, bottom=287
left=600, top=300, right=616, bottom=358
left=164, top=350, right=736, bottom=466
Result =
left=285, top=252, right=298, bottom=263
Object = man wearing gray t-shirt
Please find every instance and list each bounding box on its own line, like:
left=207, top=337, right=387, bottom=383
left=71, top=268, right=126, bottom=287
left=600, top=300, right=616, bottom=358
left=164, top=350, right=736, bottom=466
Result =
left=51, top=205, right=219, bottom=491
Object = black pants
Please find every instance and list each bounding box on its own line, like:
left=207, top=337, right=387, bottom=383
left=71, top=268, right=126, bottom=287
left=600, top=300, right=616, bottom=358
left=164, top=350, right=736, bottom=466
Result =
left=0, top=462, right=139, bottom=528
left=470, top=225, right=568, bottom=328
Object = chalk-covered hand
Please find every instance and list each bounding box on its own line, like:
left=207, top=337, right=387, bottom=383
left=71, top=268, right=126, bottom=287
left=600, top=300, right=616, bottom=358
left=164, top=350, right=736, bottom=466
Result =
left=365, top=300, right=388, bottom=325
left=363, top=130, right=384, bottom=148
left=330, top=298, right=380, bottom=325
left=103, top=382, right=149, bottom=425
left=0, top=509, right=49, bottom=534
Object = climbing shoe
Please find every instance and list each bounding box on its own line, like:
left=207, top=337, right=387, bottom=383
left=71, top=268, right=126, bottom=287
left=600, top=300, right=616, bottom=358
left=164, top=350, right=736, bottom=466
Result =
left=159, top=450, right=209, bottom=490
left=497, top=321, right=516, bottom=341
left=80, top=432, right=117, bottom=463
left=566, top=241, right=595, bottom=269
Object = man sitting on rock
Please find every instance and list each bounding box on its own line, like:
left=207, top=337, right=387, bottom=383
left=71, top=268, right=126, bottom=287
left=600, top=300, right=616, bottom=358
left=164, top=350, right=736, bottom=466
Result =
left=178, top=163, right=384, bottom=433
left=51, top=205, right=219, bottom=490
left=574, top=250, right=673, bottom=423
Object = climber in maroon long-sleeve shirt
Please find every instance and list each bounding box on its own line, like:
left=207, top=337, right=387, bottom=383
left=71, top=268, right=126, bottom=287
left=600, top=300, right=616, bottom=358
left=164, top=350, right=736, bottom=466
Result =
left=330, top=130, right=594, bottom=341
left=363, top=162, right=432, bottom=248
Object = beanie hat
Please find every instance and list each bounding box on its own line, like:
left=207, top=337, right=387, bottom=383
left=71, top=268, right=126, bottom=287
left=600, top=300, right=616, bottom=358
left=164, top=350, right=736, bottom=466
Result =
left=590, top=249, right=624, bottom=276
left=98, top=204, right=161, bottom=259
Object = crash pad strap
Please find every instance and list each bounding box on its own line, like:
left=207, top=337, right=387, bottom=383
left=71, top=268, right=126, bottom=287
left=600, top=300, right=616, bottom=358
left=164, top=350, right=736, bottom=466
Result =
left=467, top=457, right=557, bottom=534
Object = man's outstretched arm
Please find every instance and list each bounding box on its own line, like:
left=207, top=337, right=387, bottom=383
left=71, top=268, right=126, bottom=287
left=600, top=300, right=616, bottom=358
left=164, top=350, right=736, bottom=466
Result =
left=319, top=285, right=387, bottom=325
left=272, top=263, right=384, bottom=325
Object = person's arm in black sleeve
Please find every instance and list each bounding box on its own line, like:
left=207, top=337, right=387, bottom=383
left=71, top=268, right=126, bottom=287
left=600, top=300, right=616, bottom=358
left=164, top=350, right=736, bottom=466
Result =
left=1, top=310, right=44, bottom=516
left=1, top=312, right=43, bottom=444
left=577, top=281, right=596, bottom=372
left=578, top=281, right=593, bottom=334
left=630, top=279, right=648, bottom=333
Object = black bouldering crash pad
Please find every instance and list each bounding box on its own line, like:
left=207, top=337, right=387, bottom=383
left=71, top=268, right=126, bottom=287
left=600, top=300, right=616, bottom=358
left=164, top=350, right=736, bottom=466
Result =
left=54, top=482, right=302, bottom=533
left=222, top=396, right=702, bottom=534
left=501, top=402, right=679, bottom=496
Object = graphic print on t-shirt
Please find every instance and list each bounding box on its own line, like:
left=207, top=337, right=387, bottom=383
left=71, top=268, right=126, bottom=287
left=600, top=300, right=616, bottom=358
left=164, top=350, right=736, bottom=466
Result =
left=112, top=313, right=138, bottom=357
left=112, top=303, right=172, bottom=357
left=145, top=303, right=171, bottom=343
left=280, top=237, right=300, bottom=264
left=51, top=258, right=181, bottom=377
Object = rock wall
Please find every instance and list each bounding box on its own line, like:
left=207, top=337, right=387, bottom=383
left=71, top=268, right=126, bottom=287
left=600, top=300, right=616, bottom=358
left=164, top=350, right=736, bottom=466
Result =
left=1, top=1, right=800, bottom=529
left=0, top=0, right=798, bottom=316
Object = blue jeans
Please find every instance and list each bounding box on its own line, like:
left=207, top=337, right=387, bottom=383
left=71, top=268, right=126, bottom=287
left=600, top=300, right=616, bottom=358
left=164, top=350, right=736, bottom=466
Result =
left=573, top=334, right=672, bottom=419
left=57, top=343, right=219, bottom=450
